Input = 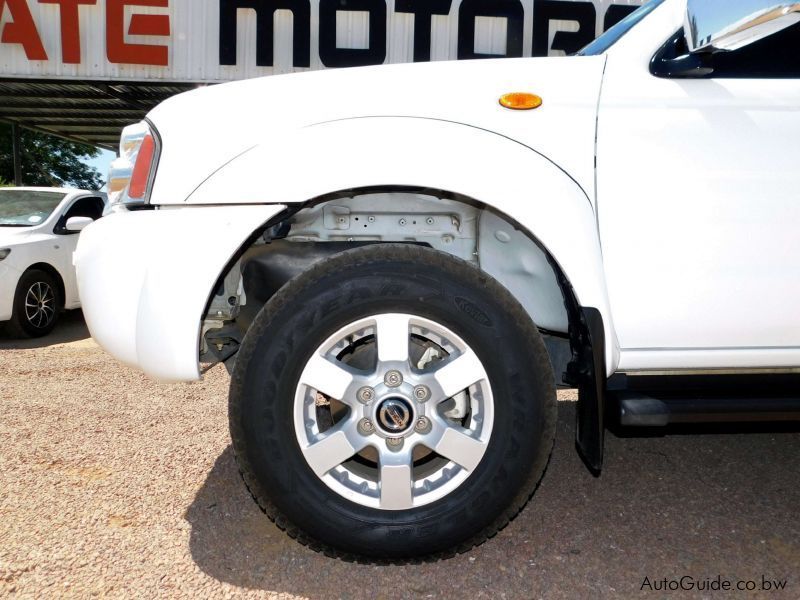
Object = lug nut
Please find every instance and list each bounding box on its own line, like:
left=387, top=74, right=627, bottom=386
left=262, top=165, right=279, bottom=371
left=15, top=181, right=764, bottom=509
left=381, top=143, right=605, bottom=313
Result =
left=386, top=437, right=403, bottom=449
left=357, top=386, right=375, bottom=403
left=415, top=417, right=430, bottom=433
left=413, top=385, right=430, bottom=401
left=384, top=370, right=403, bottom=387
left=358, top=419, right=374, bottom=435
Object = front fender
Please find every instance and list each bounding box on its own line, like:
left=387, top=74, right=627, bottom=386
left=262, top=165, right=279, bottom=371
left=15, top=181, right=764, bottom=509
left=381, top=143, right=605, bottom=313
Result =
left=187, top=117, right=620, bottom=374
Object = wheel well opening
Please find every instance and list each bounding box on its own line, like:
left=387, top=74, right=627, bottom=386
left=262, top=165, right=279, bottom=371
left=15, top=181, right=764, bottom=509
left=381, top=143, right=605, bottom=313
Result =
left=201, top=188, right=583, bottom=386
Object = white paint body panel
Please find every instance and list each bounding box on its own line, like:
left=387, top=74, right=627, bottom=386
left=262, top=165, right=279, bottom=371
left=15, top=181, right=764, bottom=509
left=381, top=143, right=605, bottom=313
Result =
left=149, top=56, right=606, bottom=207
left=598, top=0, right=800, bottom=369
left=74, top=204, right=286, bottom=382
left=0, top=188, right=101, bottom=321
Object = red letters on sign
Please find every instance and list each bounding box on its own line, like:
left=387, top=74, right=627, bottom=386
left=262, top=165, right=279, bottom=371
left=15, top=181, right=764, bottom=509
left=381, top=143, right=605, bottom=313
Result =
left=0, top=0, right=48, bottom=60
left=39, top=0, right=96, bottom=64
left=106, top=0, right=170, bottom=66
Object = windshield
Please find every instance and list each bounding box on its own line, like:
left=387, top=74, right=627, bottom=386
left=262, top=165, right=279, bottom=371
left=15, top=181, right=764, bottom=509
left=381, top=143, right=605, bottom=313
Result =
left=578, top=0, right=668, bottom=56
left=0, top=190, right=67, bottom=227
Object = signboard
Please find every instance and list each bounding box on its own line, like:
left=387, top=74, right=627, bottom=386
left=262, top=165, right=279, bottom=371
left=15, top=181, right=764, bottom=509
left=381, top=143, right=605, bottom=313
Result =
left=0, top=0, right=645, bottom=82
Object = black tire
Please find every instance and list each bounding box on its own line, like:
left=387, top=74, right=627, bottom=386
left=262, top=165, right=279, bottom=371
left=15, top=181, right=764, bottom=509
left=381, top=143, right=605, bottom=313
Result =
left=229, top=244, right=557, bottom=560
left=8, top=268, right=62, bottom=338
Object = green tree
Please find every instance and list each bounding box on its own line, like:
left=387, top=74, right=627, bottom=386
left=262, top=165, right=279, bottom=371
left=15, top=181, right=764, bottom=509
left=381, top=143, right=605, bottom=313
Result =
left=0, top=123, right=103, bottom=190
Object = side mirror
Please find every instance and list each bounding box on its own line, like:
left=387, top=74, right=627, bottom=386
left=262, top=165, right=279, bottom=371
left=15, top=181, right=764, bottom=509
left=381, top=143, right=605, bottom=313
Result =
left=64, top=216, right=94, bottom=232
left=686, top=0, right=800, bottom=53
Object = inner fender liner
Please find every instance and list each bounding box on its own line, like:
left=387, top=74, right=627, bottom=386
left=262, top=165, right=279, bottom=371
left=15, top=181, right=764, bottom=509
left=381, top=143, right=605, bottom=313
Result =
left=242, top=240, right=379, bottom=306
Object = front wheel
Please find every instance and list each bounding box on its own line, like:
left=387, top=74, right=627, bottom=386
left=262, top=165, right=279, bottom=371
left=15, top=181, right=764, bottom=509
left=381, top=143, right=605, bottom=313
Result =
left=229, top=244, right=556, bottom=559
left=8, top=269, right=62, bottom=338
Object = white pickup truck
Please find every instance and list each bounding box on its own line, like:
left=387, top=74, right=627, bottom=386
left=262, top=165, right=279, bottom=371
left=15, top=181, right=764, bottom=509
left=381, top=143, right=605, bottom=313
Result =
left=75, top=0, right=800, bottom=559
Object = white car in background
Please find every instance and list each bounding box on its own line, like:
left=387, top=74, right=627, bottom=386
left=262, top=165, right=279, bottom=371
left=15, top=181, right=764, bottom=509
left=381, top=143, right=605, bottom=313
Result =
left=0, top=187, right=106, bottom=337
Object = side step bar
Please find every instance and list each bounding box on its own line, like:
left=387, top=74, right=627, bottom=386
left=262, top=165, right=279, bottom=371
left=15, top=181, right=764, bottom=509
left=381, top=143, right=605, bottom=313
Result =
left=615, top=393, right=800, bottom=426
left=608, top=373, right=800, bottom=426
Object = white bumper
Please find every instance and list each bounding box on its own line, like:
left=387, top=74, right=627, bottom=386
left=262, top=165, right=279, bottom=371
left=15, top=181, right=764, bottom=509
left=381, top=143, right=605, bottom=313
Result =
left=74, top=204, right=286, bottom=382
left=0, top=262, right=22, bottom=322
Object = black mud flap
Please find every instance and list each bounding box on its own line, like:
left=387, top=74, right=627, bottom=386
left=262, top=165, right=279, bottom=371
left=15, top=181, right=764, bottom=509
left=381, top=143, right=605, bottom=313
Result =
left=565, top=307, right=606, bottom=475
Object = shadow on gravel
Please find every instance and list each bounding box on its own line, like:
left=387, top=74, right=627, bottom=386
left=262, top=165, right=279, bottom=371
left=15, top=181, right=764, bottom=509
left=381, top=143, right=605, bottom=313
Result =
left=185, top=404, right=800, bottom=599
left=0, top=309, right=89, bottom=349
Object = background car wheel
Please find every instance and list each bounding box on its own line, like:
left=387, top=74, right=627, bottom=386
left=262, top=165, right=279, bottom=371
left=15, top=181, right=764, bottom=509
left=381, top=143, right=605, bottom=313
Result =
left=229, top=244, right=557, bottom=560
left=8, top=269, right=62, bottom=338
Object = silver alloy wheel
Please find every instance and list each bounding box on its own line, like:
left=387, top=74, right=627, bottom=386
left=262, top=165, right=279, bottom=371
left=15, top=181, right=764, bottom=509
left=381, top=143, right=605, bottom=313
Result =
left=24, top=281, right=56, bottom=329
left=293, top=313, right=494, bottom=510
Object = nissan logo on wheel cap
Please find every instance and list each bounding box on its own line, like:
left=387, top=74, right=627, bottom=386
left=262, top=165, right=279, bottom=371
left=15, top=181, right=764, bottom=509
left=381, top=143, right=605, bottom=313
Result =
left=377, top=398, right=413, bottom=433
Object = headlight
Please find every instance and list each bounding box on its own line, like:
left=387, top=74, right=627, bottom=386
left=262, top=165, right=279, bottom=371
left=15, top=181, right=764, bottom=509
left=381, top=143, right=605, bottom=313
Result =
left=108, top=120, right=160, bottom=207
left=0, top=248, right=10, bottom=260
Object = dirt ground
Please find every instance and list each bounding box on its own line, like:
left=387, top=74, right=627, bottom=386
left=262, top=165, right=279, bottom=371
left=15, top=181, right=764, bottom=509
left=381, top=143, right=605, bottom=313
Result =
left=1, top=311, right=799, bottom=599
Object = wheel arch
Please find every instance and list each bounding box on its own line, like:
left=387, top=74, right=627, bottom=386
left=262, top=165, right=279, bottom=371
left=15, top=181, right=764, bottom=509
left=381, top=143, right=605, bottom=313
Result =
left=189, top=116, right=617, bottom=368
left=203, top=183, right=615, bottom=378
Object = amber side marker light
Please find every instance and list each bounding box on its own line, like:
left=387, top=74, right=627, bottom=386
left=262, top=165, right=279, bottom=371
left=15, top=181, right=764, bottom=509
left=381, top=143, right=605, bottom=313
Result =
left=499, top=92, right=543, bottom=110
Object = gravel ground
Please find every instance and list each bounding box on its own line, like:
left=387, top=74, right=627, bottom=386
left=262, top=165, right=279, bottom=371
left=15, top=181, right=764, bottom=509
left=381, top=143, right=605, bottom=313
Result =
left=1, top=311, right=799, bottom=599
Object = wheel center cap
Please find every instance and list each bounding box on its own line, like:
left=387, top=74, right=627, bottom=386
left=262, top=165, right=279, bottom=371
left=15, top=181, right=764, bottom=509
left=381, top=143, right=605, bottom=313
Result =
left=377, top=397, right=413, bottom=433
